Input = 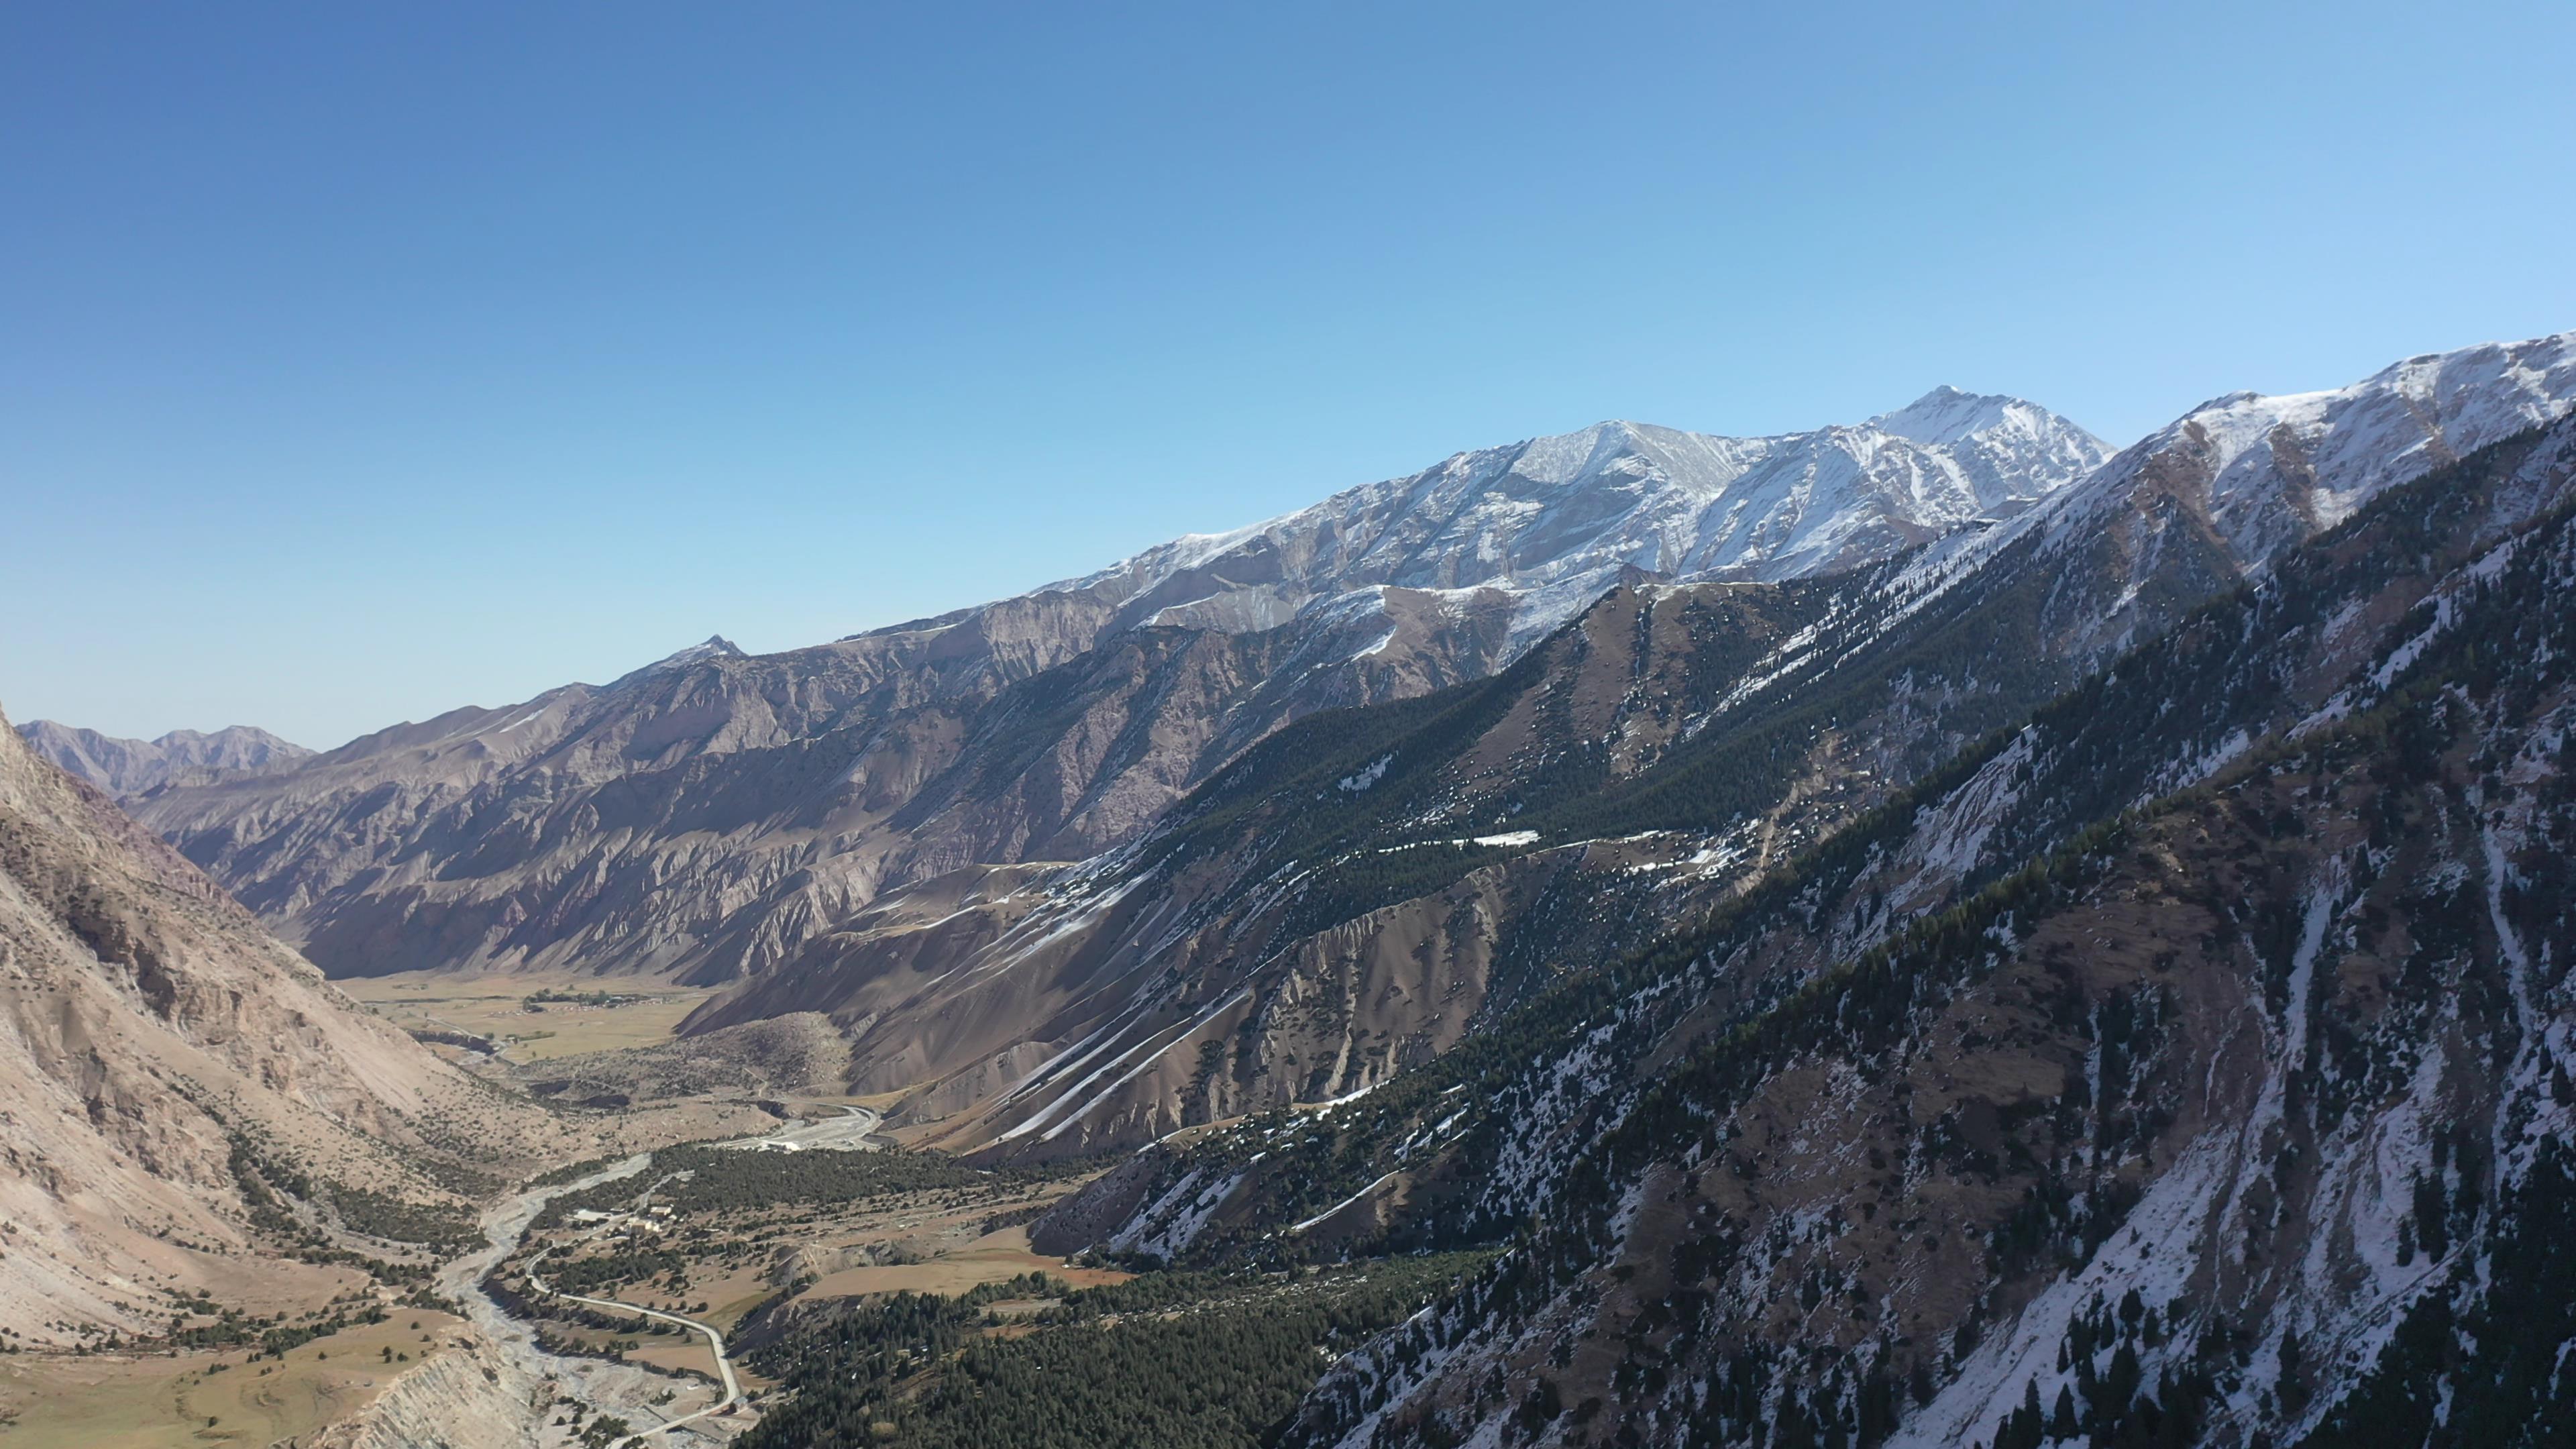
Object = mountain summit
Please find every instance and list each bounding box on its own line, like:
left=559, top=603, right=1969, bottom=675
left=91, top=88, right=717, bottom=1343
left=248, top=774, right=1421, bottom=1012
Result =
left=1042, top=394, right=2112, bottom=659
left=2045, top=329, right=2576, bottom=569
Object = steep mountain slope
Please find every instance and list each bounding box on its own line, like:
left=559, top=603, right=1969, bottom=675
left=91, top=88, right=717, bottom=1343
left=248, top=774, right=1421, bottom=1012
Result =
left=0, top=703, right=646, bottom=1346
left=125, top=396, right=2109, bottom=984
left=17, top=718, right=310, bottom=797
left=686, top=576, right=1857, bottom=1142
left=1948, top=329, right=2576, bottom=663
left=1032, top=406, right=2576, bottom=1448
left=681, top=335, right=2576, bottom=1162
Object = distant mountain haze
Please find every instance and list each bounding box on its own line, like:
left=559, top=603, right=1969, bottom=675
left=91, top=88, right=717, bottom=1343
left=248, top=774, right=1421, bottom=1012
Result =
left=15, top=718, right=310, bottom=797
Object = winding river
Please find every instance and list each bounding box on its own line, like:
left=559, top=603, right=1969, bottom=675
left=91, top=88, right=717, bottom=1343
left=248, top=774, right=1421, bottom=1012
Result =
left=435, top=1108, right=885, bottom=1444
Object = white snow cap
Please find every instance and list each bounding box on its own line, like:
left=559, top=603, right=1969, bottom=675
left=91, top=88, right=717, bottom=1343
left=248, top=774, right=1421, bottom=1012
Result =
left=1013, top=390, right=2114, bottom=663
left=2041, top=329, right=2576, bottom=568
left=1868, top=386, right=2033, bottom=447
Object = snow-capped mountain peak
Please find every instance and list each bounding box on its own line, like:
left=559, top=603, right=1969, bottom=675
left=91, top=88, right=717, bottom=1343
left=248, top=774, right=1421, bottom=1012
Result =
left=2044, top=329, right=2576, bottom=568
left=1868, top=384, right=2020, bottom=445
left=606, top=634, right=747, bottom=690
left=1862, top=330, right=2576, bottom=675
left=1028, top=393, right=2112, bottom=663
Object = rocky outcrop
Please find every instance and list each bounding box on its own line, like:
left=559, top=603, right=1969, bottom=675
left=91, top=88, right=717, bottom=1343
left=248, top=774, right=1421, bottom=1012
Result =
left=302, top=1330, right=551, bottom=1449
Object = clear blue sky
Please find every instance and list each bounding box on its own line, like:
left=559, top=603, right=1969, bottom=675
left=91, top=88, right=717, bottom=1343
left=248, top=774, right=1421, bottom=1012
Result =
left=6, top=2, right=2572, bottom=749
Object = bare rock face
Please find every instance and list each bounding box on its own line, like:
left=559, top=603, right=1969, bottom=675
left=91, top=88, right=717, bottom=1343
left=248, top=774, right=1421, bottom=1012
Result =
left=301, top=1330, right=549, bottom=1449
left=125, top=395, right=2112, bottom=988
left=0, top=700, right=559, bottom=1344
left=123, top=606, right=1524, bottom=985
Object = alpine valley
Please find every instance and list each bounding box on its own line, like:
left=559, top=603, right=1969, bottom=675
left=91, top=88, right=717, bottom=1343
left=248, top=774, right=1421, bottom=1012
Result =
left=13, top=329, right=2576, bottom=1449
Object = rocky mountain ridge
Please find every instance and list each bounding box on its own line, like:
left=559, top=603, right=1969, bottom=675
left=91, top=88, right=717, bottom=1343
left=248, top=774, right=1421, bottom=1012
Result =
left=0, top=700, right=765, bottom=1349
left=0, top=702, right=516, bottom=1343
left=119, top=390, right=2112, bottom=986
left=1029, top=388, right=2114, bottom=659
left=16, top=718, right=311, bottom=797
left=674, top=333, right=2576, bottom=1163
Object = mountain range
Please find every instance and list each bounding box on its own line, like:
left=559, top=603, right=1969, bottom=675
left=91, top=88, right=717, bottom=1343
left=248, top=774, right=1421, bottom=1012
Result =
left=16, top=328, right=2576, bottom=1448
left=37, top=335, right=2562, bottom=1142
left=15, top=720, right=310, bottom=798
left=51, top=386, right=2112, bottom=990
left=1016, top=335, right=2576, bottom=1448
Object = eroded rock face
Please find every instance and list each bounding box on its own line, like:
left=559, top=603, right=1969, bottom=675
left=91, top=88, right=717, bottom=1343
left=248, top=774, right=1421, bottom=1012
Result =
left=681, top=578, right=1851, bottom=1157
left=303, top=1330, right=549, bottom=1449
left=0, top=701, right=517, bottom=1342
left=126, top=588, right=1529, bottom=987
